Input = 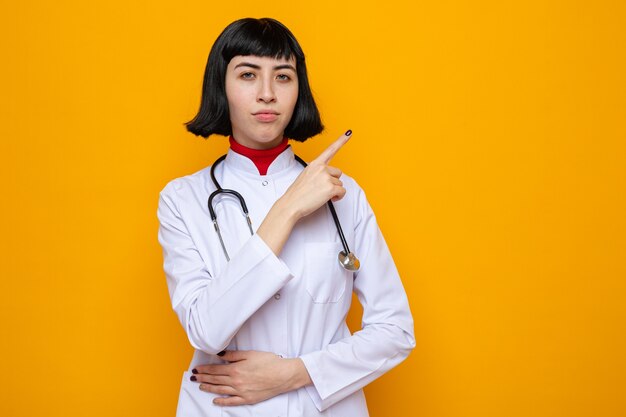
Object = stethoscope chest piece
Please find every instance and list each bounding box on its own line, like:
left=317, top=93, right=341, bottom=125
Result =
left=339, top=251, right=360, bottom=271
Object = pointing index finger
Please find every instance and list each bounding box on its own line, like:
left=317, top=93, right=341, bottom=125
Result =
left=313, top=129, right=352, bottom=165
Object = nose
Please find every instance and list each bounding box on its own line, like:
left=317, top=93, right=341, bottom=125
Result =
left=257, top=78, right=276, bottom=103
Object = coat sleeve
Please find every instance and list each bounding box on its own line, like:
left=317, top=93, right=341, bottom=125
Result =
left=156, top=180, right=295, bottom=355
left=298, top=180, right=416, bottom=411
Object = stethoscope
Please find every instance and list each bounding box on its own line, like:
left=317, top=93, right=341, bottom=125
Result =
left=207, top=152, right=360, bottom=271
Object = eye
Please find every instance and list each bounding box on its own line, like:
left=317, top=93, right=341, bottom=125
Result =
left=276, top=74, right=292, bottom=81
left=240, top=72, right=255, bottom=79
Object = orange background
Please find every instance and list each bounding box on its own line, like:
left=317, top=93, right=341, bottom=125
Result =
left=2, top=1, right=625, bottom=416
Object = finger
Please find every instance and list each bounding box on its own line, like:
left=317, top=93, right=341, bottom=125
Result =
left=326, top=166, right=342, bottom=178
left=196, top=374, right=231, bottom=385
left=220, top=350, right=248, bottom=362
left=214, top=395, right=247, bottom=406
left=194, top=364, right=231, bottom=376
left=199, top=383, right=237, bottom=396
left=312, top=130, right=352, bottom=165
left=331, top=186, right=346, bottom=202
left=330, top=178, right=343, bottom=187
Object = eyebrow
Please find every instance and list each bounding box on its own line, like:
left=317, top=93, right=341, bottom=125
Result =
left=234, top=62, right=296, bottom=71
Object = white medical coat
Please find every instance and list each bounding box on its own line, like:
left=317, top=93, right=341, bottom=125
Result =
left=157, top=146, right=415, bottom=416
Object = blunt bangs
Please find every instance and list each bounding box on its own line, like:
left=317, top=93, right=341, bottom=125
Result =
left=185, top=18, right=324, bottom=142
left=221, top=19, right=304, bottom=63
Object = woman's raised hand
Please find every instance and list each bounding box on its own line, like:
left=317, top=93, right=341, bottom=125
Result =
left=280, top=130, right=352, bottom=220
left=256, top=130, right=352, bottom=256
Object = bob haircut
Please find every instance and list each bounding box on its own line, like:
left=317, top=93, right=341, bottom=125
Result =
left=185, top=18, right=324, bottom=142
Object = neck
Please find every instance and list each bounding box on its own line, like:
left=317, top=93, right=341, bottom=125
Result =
left=229, top=136, right=289, bottom=175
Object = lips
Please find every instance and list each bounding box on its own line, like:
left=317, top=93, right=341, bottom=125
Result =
left=252, top=110, right=279, bottom=122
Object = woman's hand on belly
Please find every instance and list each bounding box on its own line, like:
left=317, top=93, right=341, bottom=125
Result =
left=191, top=350, right=313, bottom=406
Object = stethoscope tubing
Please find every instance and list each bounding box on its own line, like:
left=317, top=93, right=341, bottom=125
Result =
left=207, top=152, right=354, bottom=259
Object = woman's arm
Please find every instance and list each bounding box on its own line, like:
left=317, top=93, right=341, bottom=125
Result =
left=298, top=180, right=416, bottom=411
left=158, top=186, right=295, bottom=355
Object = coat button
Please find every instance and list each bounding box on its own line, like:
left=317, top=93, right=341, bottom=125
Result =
left=274, top=293, right=281, bottom=300
left=262, top=180, right=268, bottom=186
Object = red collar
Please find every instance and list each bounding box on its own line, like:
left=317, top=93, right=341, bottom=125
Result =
left=228, top=136, right=289, bottom=175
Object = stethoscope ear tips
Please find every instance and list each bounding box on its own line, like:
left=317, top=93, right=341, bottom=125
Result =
left=338, top=251, right=360, bottom=272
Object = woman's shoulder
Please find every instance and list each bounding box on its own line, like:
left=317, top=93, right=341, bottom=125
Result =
left=340, top=172, right=368, bottom=202
left=341, top=172, right=361, bottom=190
left=332, top=171, right=373, bottom=224
left=159, top=164, right=214, bottom=199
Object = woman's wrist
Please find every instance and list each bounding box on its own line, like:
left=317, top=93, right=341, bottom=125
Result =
left=284, top=358, right=313, bottom=391
left=256, top=197, right=299, bottom=256
left=274, top=194, right=301, bottom=223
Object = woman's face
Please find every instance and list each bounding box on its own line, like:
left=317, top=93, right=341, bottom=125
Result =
left=225, top=55, right=299, bottom=149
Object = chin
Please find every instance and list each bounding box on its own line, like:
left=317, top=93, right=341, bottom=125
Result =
left=235, top=122, right=287, bottom=147
left=254, top=128, right=285, bottom=143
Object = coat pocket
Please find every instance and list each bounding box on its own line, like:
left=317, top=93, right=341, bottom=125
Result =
left=176, top=370, right=222, bottom=417
left=303, top=241, right=352, bottom=303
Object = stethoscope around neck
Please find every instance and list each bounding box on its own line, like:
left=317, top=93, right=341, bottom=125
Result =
left=207, top=153, right=360, bottom=271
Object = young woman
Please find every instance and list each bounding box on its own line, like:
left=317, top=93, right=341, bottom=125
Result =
left=157, top=17, right=415, bottom=417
